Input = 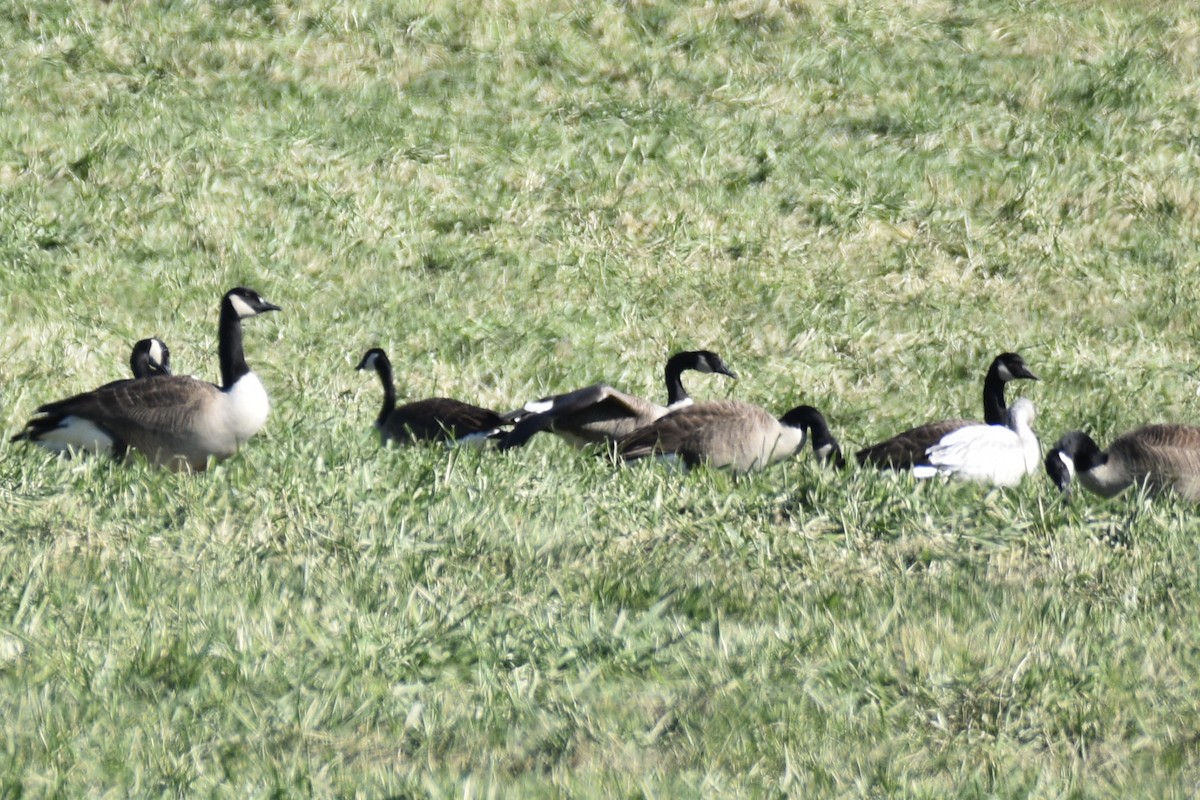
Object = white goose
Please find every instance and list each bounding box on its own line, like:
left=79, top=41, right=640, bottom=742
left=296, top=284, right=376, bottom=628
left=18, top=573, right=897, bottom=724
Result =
left=912, top=398, right=1040, bottom=487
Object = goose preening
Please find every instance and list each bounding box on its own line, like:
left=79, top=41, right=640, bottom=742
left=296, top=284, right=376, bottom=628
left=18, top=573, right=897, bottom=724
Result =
left=856, top=352, right=1038, bottom=470
left=618, top=399, right=844, bottom=473
left=356, top=347, right=508, bottom=446
left=911, top=397, right=1040, bottom=487
left=1045, top=425, right=1200, bottom=501
left=129, top=338, right=171, bottom=379
left=11, top=287, right=280, bottom=470
left=499, top=350, right=737, bottom=451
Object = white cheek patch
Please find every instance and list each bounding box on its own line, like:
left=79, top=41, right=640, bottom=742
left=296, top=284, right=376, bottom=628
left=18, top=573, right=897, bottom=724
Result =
left=1057, top=451, right=1076, bottom=480
left=524, top=399, right=554, bottom=414
left=149, top=340, right=165, bottom=366
left=996, top=364, right=1013, bottom=381
left=228, top=294, right=257, bottom=318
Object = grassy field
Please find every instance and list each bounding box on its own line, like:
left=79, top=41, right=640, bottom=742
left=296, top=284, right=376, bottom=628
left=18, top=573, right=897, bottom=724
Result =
left=3, top=0, right=1200, bottom=795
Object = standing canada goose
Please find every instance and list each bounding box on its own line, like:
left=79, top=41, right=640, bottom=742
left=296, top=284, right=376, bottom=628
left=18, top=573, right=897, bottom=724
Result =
left=129, top=338, right=171, bottom=379
left=11, top=287, right=280, bottom=470
left=1045, top=425, right=1200, bottom=501
left=856, top=352, right=1039, bottom=470
left=618, top=399, right=844, bottom=473
left=356, top=347, right=508, bottom=445
left=911, top=398, right=1040, bottom=487
left=499, top=350, right=737, bottom=451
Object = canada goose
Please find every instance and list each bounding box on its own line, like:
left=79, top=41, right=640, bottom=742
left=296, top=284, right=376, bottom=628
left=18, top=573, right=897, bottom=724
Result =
left=129, top=338, right=171, bottom=379
left=856, top=352, right=1039, bottom=469
left=1045, top=425, right=1200, bottom=501
left=356, top=347, right=508, bottom=445
left=618, top=399, right=844, bottom=473
left=11, top=287, right=280, bottom=470
left=499, top=350, right=737, bottom=451
left=911, top=398, right=1040, bottom=487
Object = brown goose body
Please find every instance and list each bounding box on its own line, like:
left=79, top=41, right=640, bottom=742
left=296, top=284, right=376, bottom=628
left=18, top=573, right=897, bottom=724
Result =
left=378, top=397, right=507, bottom=445
left=619, top=399, right=843, bottom=474
left=1047, top=425, right=1200, bottom=501
left=357, top=348, right=506, bottom=445
left=499, top=350, right=737, bottom=451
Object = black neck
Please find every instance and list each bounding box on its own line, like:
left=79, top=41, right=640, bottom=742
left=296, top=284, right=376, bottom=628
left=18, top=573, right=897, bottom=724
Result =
left=374, top=355, right=397, bottom=425
left=218, top=301, right=250, bottom=388
left=663, top=356, right=690, bottom=406
left=981, top=368, right=1008, bottom=424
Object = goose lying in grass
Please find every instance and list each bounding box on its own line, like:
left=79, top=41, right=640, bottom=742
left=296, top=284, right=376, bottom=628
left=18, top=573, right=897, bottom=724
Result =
left=356, top=347, right=508, bottom=446
left=1045, top=425, right=1200, bottom=501
left=857, top=352, right=1038, bottom=470
left=499, top=350, right=737, bottom=451
left=618, top=399, right=844, bottom=473
left=912, top=398, right=1040, bottom=487
left=12, top=287, right=280, bottom=470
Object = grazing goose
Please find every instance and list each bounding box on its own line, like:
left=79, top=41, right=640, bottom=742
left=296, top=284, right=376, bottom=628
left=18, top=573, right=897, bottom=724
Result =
left=129, top=338, right=171, bottom=379
left=499, top=350, right=737, bottom=451
left=356, top=347, right=507, bottom=445
left=856, top=352, right=1038, bottom=470
left=618, top=399, right=844, bottom=473
left=911, top=398, right=1040, bottom=487
left=11, top=287, right=280, bottom=470
left=1046, top=425, right=1200, bottom=501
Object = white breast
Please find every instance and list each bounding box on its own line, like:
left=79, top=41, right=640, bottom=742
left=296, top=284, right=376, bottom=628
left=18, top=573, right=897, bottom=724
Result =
left=223, top=372, right=271, bottom=445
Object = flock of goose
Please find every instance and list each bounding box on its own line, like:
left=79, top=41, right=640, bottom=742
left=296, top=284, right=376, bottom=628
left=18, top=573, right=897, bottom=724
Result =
left=10, top=287, right=1200, bottom=503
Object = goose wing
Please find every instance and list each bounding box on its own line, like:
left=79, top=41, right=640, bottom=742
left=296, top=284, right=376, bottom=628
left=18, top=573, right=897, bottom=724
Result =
left=620, top=400, right=775, bottom=469
left=856, top=418, right=973, bottom=469
left=503, top=384, right=661, bottom=449
left=1112, top=425, right=1200, bottom=495
left=19, top=377, right=217, bottom=441
left=384, top=398, right=506, bottom=442
left=918, top=422, right=1029, bottom=486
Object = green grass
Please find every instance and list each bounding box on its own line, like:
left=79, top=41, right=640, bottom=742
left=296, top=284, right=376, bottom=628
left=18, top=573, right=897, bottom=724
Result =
left=3, top=0, right=1200, bottom=795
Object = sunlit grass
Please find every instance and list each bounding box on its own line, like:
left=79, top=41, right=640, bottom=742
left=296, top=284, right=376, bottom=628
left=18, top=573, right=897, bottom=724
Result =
left=3, top=0, right=1200, bottom=795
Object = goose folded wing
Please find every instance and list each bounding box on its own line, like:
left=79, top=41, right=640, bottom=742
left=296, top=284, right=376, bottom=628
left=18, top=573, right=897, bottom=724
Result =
left=856, top=418, right=972, bottom=467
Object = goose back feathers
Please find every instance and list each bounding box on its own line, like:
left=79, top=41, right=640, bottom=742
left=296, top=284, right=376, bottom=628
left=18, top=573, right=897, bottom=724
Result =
left=619, top=399, right=843, bottom=473
left=500, top=350, right=737, bottom=450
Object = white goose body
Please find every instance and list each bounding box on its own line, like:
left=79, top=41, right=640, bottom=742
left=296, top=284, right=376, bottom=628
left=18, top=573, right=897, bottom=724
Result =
left=913, top=398, right=1040, bottom=487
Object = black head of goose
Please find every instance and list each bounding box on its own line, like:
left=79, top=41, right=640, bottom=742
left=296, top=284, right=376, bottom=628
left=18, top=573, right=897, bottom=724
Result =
left=618, top=399, right=844, bottom=473
left=11, top=287, right=280, bottom=470
left=855, top=351, right=1038, bottom=470
left=130, top=337, right=171, bottom=379
left=1046, top=425, right=1200, bottom=501
left=356, top=347, right=507, bottom=446
left=498, top=349, right=737, bottom=451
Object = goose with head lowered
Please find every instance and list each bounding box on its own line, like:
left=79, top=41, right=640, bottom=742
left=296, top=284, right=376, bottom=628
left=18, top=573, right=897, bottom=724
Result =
left=499, top=350, right=737, bottom=451
left=1046, top=425, right=1200, bottom=502
left=11, top=287, right=280, bottom=470
left=129, top=337, right=172, bottom=379
left=856, top=352, right=1039, bottom=470
left=356, top=347, right=508, bottom=446
left=618, top=399, right=845, bottom=473
left=911, top=397, right=1040, bottom=487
